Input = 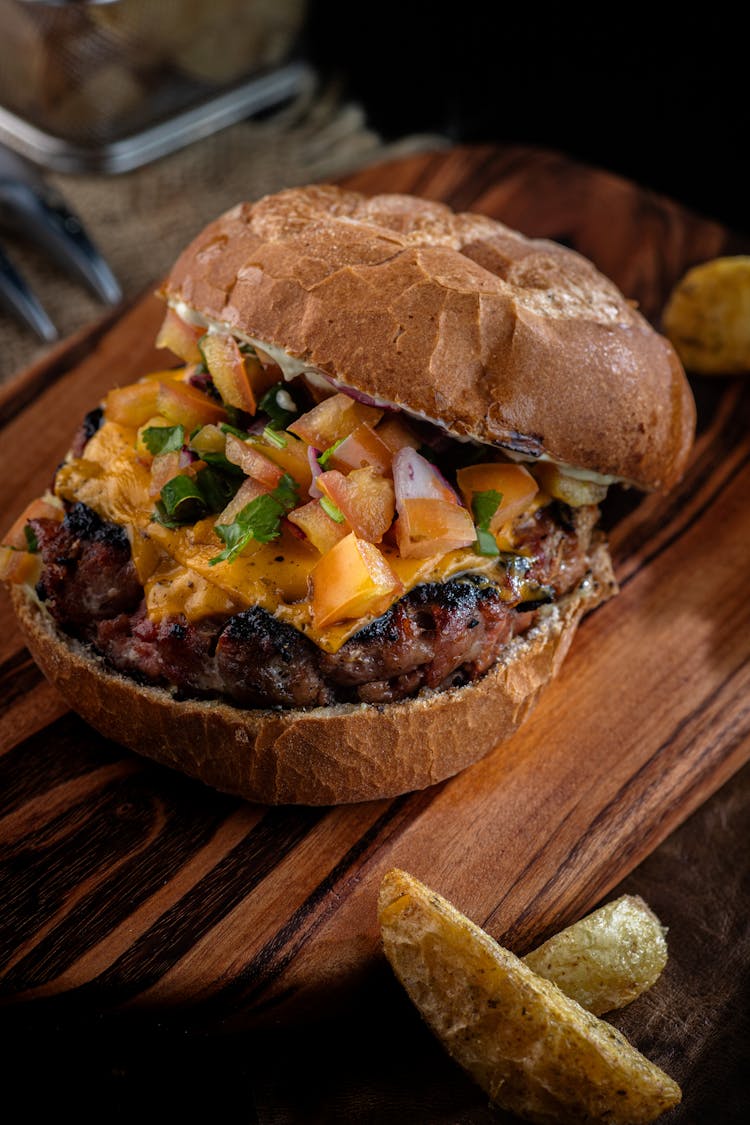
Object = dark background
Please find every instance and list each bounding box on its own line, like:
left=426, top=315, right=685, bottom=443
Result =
left=308, top=5, right=747, bottom=235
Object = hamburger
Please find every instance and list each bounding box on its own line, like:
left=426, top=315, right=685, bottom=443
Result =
left=0, top=186, right=695, bottom=804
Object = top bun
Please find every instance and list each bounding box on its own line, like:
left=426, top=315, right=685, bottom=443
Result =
left=163, top=185, right=695, bottom=491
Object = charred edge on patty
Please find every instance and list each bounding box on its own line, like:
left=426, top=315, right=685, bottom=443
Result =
left=70, top=408, right=104, bottom=459
left=29, top=501, right=601, bottom=710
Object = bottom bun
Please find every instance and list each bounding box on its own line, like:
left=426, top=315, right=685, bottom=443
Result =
left=11, top=547, right=616, bottom=805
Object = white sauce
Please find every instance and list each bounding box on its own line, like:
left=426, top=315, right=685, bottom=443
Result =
left=169, top=298, right=625, bottom=487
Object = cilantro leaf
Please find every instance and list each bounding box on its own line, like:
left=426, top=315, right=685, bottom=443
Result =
left=320, top=496, right=345, bottom=523
left=317, top=438, right=344, bottom=469
left=272, top=472, right=298, bottom=511
left=474, top=527, right=499, bottom=556
left=472, top=489, right=503, bottom=530
left=198, top=451, right=245, bottom=477
left=150, top=454, right=246, bottom=529
left=142, top=424, right=185, bottom=455
left=151, top=502, right=183, bottom=529
left=195, top=465, right=241, bottom=512
left=210, top=496, right=281, bottom=563
left=209, top=473, right=298, bottom=565
left=160, top=474, right=207, bottom=523
left=471, top=488, right=503, bottom=558
left=262, top=425, right=287, bottom=449
left=220, top=422, right=251, bottom=441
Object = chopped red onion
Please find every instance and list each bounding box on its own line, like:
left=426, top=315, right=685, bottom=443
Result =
left=392, top=446, right=459, bottom=509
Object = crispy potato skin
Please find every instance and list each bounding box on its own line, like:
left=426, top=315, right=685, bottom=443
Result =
left=523, top=895, right=668, bottom=1016
left=379, top=870, right=681, bottom=1125
left=663, top=255, right=750, bottom=375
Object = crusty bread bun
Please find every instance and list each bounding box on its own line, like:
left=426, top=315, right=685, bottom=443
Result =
left=11, top=545, right=615, bottom=805
left=164, top=185, right=695, bottom=491
left=5, top=186, right=694, bottom=807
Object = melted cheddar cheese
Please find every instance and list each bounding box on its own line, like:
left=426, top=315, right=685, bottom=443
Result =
left=54, top=418, right=511, bottom=653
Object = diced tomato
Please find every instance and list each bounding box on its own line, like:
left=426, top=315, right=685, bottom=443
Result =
left=225, top=433, right=285, bottom=489
left=288, top=392, right=383, bottom=449
left=140, top=366, right=192, bottom=384
left=105, top=380, right=162, bottom=428
left=2, top=497, right=63, bottom=549
left=311, top=533, right=403, bottom=629
left=316, top=467, right=395, bottom=543
left=0, top=545, right=42, bottom=586
left=456, top=463, right=538, bottom=529
left=328, top=422, right=393, bottom=475
left=395, top=498, right=476, bottom=558
left=257, top=431, right=313, bottom=493
left=156, top=380, right=227, bottom=429
left=377, top=415, right=421, bottom=454
left=149, top=451, right=182, bottom=498
left=287, top=499, right=350, bottom=554
left=155, top=307, right=204, bottom=364
left=200, top=334, right=275, bottom=414
left=215, top=476, right=268, bottom=525
left=189, top=424, right=226, bottom=456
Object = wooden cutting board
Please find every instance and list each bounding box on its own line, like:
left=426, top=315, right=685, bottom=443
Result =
left=1, top=144, right=749, bottom=1034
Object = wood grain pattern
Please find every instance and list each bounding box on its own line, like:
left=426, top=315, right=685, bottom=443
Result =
left=1, top=145, right=749, bottom=1044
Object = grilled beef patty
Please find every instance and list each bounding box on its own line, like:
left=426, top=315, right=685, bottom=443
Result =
left=30, top=501, right=600, bottom=709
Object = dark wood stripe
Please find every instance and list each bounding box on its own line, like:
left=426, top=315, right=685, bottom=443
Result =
left=397, top=149, right=464, bottom=199
left=419, top=145, right=508, bottom=210
left=80, top=804, right=325, bottom=1002
left=204, top=783, right=444, bottom=1020
left=0, top=780, right=291, bottom=992
left=0, top=649, right=44, bottom=720
left=35, top=785, right=441, bottom=1020
left=0, top=769, right=235, bottom=979
left=493, top=651, right=750, bottom=949
left=71, top=787, right=434, bottom=1017
left=617, top=439, right=750, bottom=595
left=607, top=377, right=750, bottom=580
left=0, top=713, right=128, bottom=818
left=434, top=146, right=531, bottom=214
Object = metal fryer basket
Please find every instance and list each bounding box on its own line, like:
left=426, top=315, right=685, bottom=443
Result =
left=0, top=0, right=312, bottom=173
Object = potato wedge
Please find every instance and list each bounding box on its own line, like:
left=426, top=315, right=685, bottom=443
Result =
left=379, top=870, right=681, bottom=1124
left=523, top=894, right=668, bottom=1016
left=663, top=255, right=750, bottom=375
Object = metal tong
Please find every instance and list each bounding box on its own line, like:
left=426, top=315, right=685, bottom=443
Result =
left=0, top=143, right=122, bottom=343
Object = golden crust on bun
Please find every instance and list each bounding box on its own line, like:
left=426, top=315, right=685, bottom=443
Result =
left=3, top=186, right=696, bottom=806
left=12, top=547, right=614, bottom=805
left=165, top=185, right=695, bottom=491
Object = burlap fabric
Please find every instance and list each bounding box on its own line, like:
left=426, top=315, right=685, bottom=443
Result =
left=0, top=85, right=444, bottom=382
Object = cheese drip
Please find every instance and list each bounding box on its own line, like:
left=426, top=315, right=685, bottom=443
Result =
left=54, top=419, right=504, bottom=653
